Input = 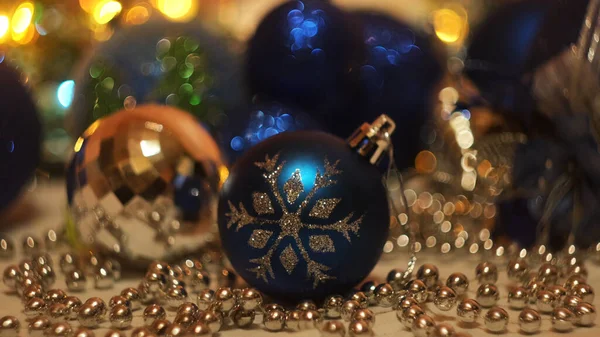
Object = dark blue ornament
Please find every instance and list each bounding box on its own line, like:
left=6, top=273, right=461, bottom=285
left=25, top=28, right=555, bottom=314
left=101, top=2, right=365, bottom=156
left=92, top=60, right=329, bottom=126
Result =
left=465, top=0, right=589, bottom=121
left=218, top=131, right=389, bottom=301
left=0, top=61, right=41, bottom=211
left=345, top=12, right=443, bottom=170
left=245, top=0, right=365, bottom=126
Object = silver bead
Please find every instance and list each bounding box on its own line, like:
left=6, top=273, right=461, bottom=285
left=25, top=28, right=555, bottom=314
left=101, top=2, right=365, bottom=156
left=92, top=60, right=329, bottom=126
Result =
left=374, top=283, right=396, bottom=307
left=32, top=253, right=53, bottom=268
left=2, top=265, right=21, bottom=290
left=44, top=229, right=60, bottom=251
left=188, top=270, right=210, bottom=294
left=0, top=316, right=19, bottom=337
left=360, top=281, right=378, bottom=305
left=59, top=253, right=78, bottom=273
left=299, top=310, right=321, bottom=330
left=215, top=287, right=235, bottom=312
left=538, top=263, right=559, bottom=285
left=476, top=284, right=499, bottom=308
left=416, top=264, right=439, bottom=288
left=109, top=296, right=130, bottom=309
left=285, top=310, right=302, bottom=330
left=508, top=287, right=529, bottom=310
left=574, top=302, right=596, bottom=327
left=387, top=269, right=410, bottom=290
left=320, top=320, right=345, bottom=337
left=394, top=294, right=418, bottom=312
left=341, top=300, right=360, bottom=321
left=45, top=322, right=72, bottom=337
left=230, top=304, right=255, bottom=328
left=565, top=264, right=588, bottom=278
left=432, top=323, right=455, bottom=337
left=199, top=310, right=223, bottom=332
left=188, top=322, right=211, bottom=336
left=44, top=289, right=67, bottom=304
left=144, top=271, right=167, bottom=294
left=0, top=235, right=15, bottom=259
left=456, top=298, right=481, bottom=323
left=73, top=328, right=95, bottom=337
left=48, top=303, right=68, bottom=323
left=19, top=259, right=35, bottom=279
left=240, top=288, right=263, bottom=311
left=475, top=262, right=498, bottom=284
left=62, top=296, right=82, bottom=320
left=446, top=272, right=469, bottom=296
left=35, top=265, right=55, bottom=289
left=21, top=282, right=42, bottom=301
left=109, top=305, right=132, bottom=330
left=165, top=323, right=186, bottom=337
left=537, top=290, right=559, bottom=313
left=406, top=280, right=428, bottom=304
left=94, top=266, right=114, bottom=290
left=351, top=309, right=375, bottom=327
left=167, top=278, right=186, bottom=289
left=176, top=302, right=199, bottom=317
left=324, top=295, right=344, bottom=318
left=196, top=289, right=214, bottom=310
left=506, top=259, right=529, bottom=282
left=548, top=285, right=567, bottom=301
left=526, top=280, right=546, bottom=303
left=147, top=261, right=171, bottom=274
left=28, top=316, right=50, bottom=337
left=130, top=327, right=154, bottom=337
left=173, top=312, right=196, bottom=329
left=103, top=330, right=124, bottom=337
left=143, top=304, right=166, bottom=326
left=296, top=299, right=317, bottom=311
left=571, top=283, right=595, bottom=302
left=564, top=274, right=586, bottom=290
left=349, top=291, right=369, bottom=309
left=165, top=286, right=188, bottom=310
left=104, top=260, right=121, bottom=281
left=84, top=297, right=107, bottom=316
left=263, top=309, right=285, bottom=332
left=149, top=319, right=170, bottom=336
left=120, top=287, right=142, bottom=311
left=348, top=320, right=373, bottom=336
left=551, top=307, right=575, bottom=332
left=262, top=303, right=284, bottom=313
left=518, top=308, right=541, bottom=334
left=16, top=276, right=39, bottom=297
left=401, top=304, right=425, bottom=329
left=411, top=314, right=435, bottom=337
left=77, top=303, right=103, bottom=328
left=434, top=286, right=457, bottom=311
left=65, top=270, right=86, bottom=292
left=484, top=306, right=509, bottom=333
left=24, top=297, right=46, bottom=318
left=563, top=295, right=583, bottom=312
left=22, top=234, right=42, bottom=254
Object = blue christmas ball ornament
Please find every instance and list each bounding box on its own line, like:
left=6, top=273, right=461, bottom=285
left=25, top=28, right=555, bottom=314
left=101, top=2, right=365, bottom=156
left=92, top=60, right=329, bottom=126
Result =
left=245, top=0, right=365, bottom=126
left=0, top=61, right=41, bottom=211
left=219, top=116, right=395, bottom=301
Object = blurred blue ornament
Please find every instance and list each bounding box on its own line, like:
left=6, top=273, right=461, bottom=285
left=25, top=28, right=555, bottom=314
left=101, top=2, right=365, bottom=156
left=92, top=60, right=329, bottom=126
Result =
left=219, top=122, right=392, bottom=301
left=465, top=0, right=589, bottom=123
left=67, top=16, right=245, bottom=146
left=0, top=62, right=41, bottom=211
left=245, top=0, right=366, bottom=126
left=344, top=12, right=444, bottom=170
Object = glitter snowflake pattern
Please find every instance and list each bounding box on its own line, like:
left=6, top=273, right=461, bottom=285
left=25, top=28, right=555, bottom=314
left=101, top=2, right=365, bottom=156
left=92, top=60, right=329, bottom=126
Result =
left=225, top=153, right=364, bottom=288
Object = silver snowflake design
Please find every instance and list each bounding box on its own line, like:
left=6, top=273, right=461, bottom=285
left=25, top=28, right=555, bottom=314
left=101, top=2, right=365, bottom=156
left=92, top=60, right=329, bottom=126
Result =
left=225, top=153, right=364, bottom=288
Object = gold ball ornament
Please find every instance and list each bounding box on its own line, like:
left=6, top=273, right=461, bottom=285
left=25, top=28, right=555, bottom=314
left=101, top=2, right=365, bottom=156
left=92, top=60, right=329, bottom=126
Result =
left=66, top=105, right=226, bottom=267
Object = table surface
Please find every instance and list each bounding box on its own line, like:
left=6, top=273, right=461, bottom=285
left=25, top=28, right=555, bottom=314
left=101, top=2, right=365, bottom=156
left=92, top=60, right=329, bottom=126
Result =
left=0, top=181, right=598, bottom=336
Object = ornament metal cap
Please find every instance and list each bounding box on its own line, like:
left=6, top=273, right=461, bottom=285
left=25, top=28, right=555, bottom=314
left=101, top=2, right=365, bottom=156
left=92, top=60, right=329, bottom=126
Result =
left=347, top=114, right=396, bottom=165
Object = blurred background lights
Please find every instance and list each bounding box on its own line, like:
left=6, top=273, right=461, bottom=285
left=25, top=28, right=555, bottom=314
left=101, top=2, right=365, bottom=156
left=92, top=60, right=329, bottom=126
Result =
left=126, top=4, right=151, bottom=25
left=57, top=80, right=75, bottom=108
left=11, top=2, right=34, bottom=35
left=0, top=15, right=9, bottom=40
left=433, top=7, right=468, bottom=45
left=93, top=0, right=122, bottom=25
left=157, top=0, right=198, bottom=22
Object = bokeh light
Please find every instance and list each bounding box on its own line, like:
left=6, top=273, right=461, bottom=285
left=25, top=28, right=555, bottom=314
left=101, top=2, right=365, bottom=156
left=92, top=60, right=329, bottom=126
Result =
left=80, top=0, right=100, bottom=13
left=93, top=0, right=122, bottom=25
left=125, top=4, right=151, bottom=25
left=11, top=2, right=34, bottom=35
left=433, top=8, right=467, bottom=44
left=156, top=0, right=198, bottom=22
left=0, top=16, right=9, bottom=40
left=57, top=80, right=75, bottom=108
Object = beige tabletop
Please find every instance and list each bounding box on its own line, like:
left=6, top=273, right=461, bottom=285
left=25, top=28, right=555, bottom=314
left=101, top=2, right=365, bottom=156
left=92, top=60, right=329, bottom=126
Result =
left=0, top=181, right=598, bottom=336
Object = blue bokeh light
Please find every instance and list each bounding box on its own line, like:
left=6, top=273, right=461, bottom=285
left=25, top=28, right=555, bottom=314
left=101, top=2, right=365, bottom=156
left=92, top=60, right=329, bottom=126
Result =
left=301, top=20, right=318, bottom=37
left=288, top=10, right=304, bottom=27
left=265, top=127, right=279, bottom=138
left=7, top=141, right=14, bottom=153
left=230, top=136, right=245, bottom=151
left=57, top=80, right=75, bottom=108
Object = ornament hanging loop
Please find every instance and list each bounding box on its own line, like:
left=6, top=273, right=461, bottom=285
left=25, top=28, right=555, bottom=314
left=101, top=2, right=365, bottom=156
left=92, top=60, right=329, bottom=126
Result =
left=347, top=114, right=396, bottom=165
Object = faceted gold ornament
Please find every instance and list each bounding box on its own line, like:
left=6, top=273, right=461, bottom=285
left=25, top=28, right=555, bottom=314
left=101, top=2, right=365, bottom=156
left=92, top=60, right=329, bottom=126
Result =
left=66, top=105, right=225, bottom=266
left=225, top=153, right=363, bottom=288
